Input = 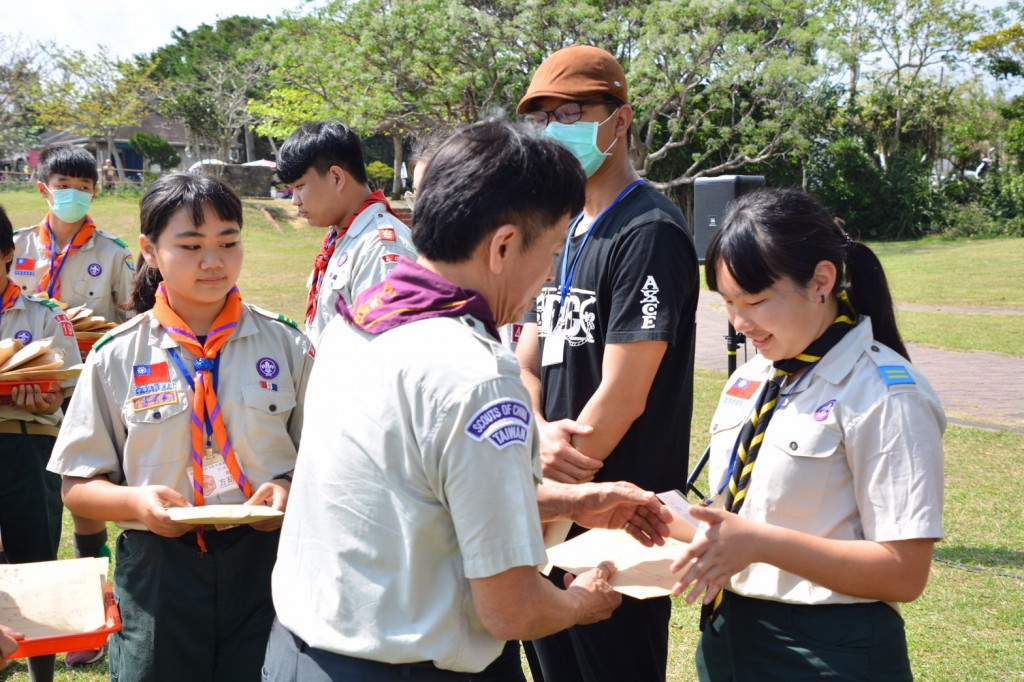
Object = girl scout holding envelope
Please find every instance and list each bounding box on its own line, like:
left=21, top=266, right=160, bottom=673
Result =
left=48, top=173, right=311, bottom=682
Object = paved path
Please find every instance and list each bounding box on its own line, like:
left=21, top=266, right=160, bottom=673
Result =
left=695, top=291, right=1024, bottom=431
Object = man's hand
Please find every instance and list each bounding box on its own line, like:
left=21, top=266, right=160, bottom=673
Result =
left=538, top=419, right=602, bottom=483
left=563, top=561, right=622, bottom=624
left=540, top=480, right=673, bottom=546
left=10, top=384, right=63, bottom=414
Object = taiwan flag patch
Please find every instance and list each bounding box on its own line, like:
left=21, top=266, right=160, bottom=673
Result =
left=133, top=362, right=170, bottom=386
left=726, top=377, right=761, bottom=399
left=14, top=257, right=35, bottom=277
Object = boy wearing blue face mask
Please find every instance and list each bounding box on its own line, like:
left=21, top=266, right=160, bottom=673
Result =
left=12, top=143, right=136, bottom=668
left=515, top=46, right=699, bottom=682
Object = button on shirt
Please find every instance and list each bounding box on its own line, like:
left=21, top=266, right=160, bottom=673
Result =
left=707, top=318, right=945, bottom=605
left=48, top=305, right=312, bottom=529
left=274, top=315, right=546, bottom=673
left=0, top=295, right=82, bottom=427
left=304, top=206, right=416, bottom=349
left=13, top=226, right=135, bottom=323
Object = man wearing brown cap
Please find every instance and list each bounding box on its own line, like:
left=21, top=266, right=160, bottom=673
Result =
left=516, top=45, right=699, bottom=682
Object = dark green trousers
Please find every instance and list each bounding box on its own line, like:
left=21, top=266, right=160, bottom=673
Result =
left=0, top=433, right=62, bottom=563
left=110, top=526, right=280, bottom=682
left=697, top=591, right=913, bottom=681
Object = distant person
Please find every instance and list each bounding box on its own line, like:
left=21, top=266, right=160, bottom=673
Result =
left=102, top=159, right=117, bottom=193
left=276, top=123, right=416, bottom=352
left=49, top=173, right=312, bottom=682
left=671, top=188, right=944, bottom=681
left=0, top=203, right=83, bottom=682
left=516, top=45, right=699, bottom=682
left=11, top=143, right=137, bottom=667
left=265, top=121, right=671, bottom=681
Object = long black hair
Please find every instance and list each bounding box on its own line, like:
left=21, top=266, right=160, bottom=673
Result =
left=128, top=173, right=243, bottom=315
left=705, top=188, right=908, bottom=359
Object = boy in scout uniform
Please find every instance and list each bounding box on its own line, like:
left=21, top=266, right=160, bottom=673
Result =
left=12, top=144, right=136, bottom=665
left=0, top=204, right=82, bottom=682
left=276, top=122, right=416, bottom=352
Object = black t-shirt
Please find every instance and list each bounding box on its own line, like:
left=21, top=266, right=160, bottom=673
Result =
left=532, top=182, right=698, bottom=494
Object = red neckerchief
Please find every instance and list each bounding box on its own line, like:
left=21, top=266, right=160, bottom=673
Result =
left=304, top=190, right=398, bottom=326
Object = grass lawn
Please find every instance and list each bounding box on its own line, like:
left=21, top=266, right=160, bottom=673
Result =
left=1, top=187, right=1021, bottom=680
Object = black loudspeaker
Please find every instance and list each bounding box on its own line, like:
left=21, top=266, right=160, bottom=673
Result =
left=692, top=175, right=765, bottom=264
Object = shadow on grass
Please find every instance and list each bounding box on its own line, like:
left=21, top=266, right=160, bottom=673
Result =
left=935, top=544, right=1024, bottom=574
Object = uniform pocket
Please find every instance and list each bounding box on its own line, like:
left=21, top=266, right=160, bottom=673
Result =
left=241, top=384, right=297, bottom=418
left=751, top=411, right=842, bottom=518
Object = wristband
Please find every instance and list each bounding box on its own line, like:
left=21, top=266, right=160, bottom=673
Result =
left=272, top=472, right=293, bottom=484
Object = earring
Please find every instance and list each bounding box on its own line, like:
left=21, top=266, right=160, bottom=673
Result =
left=820, top=294, right=825, bottom=303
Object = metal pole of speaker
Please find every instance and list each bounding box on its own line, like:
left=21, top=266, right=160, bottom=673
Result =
left=725, top=322, right=746, bottom=375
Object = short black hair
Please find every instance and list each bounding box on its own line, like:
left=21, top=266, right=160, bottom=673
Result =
left=0, top=204, right=13, bottom=273
left=37, top=144, right=98, bottom=184
left=409, top=125, right=456, bottom=170
left=276, top=122, right=368, bottom=185
left=413, top=121, right=586, bottom=263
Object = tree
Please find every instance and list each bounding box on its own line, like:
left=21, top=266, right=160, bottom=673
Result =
left=129, top=132, right=181, bottom=169
left=0, top=34, right=46, bottom=161
left=146, top=17, right=273, bottom=163
left=35, top=50, right=159, bottom=177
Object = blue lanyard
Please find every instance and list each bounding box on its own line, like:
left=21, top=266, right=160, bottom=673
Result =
left=167, top=347, right=221, bottom=442
left=712, top=362, right=819, bottom=501
left=45, top=227, right=78, bottom=298
left=554, top=179, right=645, bottom=329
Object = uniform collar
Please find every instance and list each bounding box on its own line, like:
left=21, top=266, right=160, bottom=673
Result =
left=37, top=223, right=97, bottom=252
left=152, top=303, right=257, bottom=350
left=338, top=200, right=390, bottom=240
left=806, top=317, right=873, bottom=387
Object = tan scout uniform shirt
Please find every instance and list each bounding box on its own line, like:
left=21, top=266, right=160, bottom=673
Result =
left=0, top=294, right=82, bottom=428
left=13, top=224, right=136, bottom=322
left=48, top=304, right=311, bottom=529
left=275, top=315, right=546, bottom=673
left=707, top=317, right=945, bottom=605
left=305, top=204, right=416, bottom=351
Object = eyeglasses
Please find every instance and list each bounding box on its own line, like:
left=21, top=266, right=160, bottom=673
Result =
left=522, top=100, right=621, bottom=128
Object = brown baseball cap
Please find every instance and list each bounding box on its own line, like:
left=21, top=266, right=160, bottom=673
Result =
left=517, top=45, right=628, bottom=115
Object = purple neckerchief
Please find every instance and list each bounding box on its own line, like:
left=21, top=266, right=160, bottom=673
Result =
left=336, top=257, right=500, bottom=340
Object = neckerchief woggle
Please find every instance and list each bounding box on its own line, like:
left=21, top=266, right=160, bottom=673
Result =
left=37, top=213, right=97, bottom=299
left=338, top=257, right=500, bottom=340
left=152, top=283, right=249, bottom=552
left=305, top=189, right=399, bottom=326
left=553, top=179, right=645, bottom=330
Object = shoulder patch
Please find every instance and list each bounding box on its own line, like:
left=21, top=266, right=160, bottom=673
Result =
left=878, top=365, right=916, bottom=387
left=251, top=305, right=299, bottom=329
left=93, top=313, right=147, bottom=351
left=94, top=229, right=129, bottom=249
left=464, top=398, right=532, bottom=450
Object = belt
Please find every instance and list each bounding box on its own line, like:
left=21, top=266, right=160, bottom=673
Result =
left=0, top=420, right=60, bottom=437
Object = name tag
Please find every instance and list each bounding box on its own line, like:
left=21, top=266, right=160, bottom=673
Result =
left=541, top=329, right=565, bottom=367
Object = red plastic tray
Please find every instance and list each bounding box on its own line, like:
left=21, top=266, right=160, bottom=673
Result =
left=6, top=581, right=121, bottom=660
left=0, top=379, right=62, bottom=396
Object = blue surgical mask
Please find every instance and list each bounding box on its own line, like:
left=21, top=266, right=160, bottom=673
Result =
left=544, top=108, right=620, bottom=177
left=47, top=188, right=93, bottom=223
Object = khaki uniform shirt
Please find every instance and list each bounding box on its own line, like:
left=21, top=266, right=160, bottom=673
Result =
left=274, top=315, right=546, bottom=673
left=13, top=224, right=136, bottom=322
left=0, top=294, right=82, bottom=427
left=305, top=204, right=416, bottom=351
left=707, top=318, right=945, bottom=605
left=48, top=305, right=311, bottom=529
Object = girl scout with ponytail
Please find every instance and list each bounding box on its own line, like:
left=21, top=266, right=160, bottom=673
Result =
left=671, top=188, right=944, bottom=681
left=48, top=173, right=311, bottom=682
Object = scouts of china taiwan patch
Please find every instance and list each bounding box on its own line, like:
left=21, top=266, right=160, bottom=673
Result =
left=465, top=399, right=532, bottom=450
